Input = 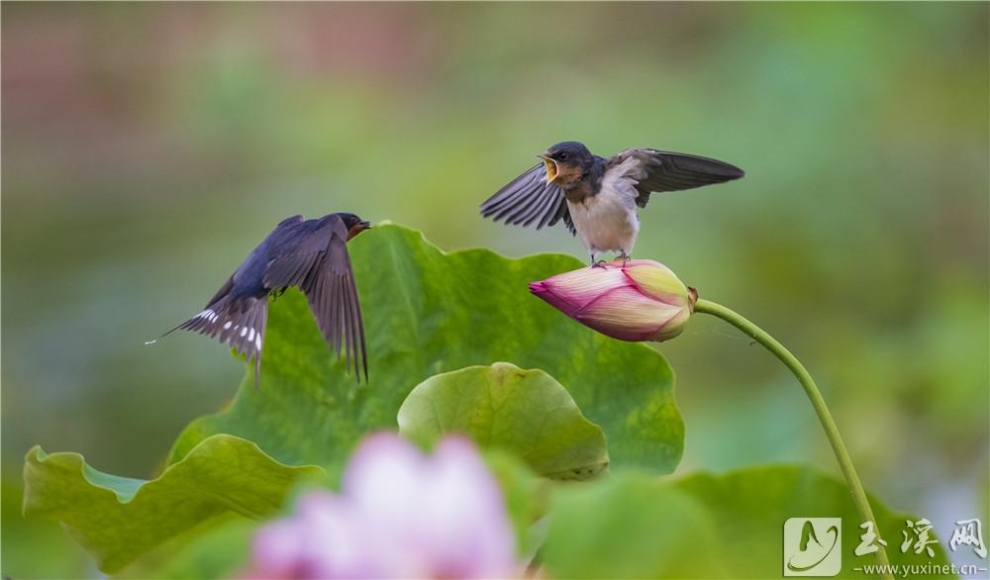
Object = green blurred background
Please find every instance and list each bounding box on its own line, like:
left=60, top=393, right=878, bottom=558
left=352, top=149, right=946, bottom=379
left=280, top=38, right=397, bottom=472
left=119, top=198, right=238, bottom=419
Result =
left=2, top=3, right=987, bottom=577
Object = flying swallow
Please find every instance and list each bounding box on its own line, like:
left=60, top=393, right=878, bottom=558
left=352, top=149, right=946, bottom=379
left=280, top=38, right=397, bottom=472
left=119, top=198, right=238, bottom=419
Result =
left=148, top=212, right=371, bottom=387
left=480, top=141, right=744, bottom=265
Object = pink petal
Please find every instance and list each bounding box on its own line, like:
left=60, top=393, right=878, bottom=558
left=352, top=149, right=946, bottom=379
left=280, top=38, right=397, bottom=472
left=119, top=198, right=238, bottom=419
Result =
left=529, top=266, right=631, bottom=315
left=297, top=495, right=376, bottom=579
left=250, top=520, right=308, bottom=578
left=576, top=286, right=684, bottom=341
left=418, top=437, right=519, bottom=578
left=341, top=434, right=431, bottom=573
left=343, top=433, right=427, bottom=512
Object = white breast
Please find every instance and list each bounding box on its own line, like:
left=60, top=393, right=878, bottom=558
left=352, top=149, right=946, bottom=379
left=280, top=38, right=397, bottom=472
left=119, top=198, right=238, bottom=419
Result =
left=567, top=158, right=641, bottom=256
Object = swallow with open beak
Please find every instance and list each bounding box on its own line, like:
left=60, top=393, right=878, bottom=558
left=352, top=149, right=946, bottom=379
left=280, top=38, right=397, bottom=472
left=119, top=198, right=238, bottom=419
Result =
left=148, top=212, right=371, bottom=387
left=480, top=141, right=744, bottom=265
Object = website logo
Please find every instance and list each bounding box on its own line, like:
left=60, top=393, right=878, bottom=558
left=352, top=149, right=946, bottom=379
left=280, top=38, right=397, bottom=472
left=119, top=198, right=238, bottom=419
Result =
left=784, top=517, right=842, bottom=576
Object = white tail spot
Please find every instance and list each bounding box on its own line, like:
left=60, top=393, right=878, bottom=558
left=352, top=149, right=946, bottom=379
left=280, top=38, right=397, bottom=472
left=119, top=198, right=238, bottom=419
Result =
left=197, top=309, right=217, bottom=322
left=240, top=327, right=247, bottom=337
left=255, top=334, right=262, bottom=351
left=223, top=321, right=232, bottom=330
left=248, top=328, right=255, bottom=342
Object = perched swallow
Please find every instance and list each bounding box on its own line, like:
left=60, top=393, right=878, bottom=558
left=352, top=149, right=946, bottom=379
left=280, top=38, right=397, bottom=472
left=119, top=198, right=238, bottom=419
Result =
left=148, top=212, right=371, bottom=387
left=480, top=141, right=744, bottom=265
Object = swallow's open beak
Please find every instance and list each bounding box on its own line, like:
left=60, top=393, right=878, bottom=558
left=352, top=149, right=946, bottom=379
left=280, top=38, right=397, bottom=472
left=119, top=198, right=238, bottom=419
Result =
left=348, top=220, right=372, bottom=240
left=539, top=154, right=559, bottom=184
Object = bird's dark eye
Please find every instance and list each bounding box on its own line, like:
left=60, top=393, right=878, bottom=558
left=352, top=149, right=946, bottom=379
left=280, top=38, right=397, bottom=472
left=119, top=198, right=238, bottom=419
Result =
left=558, top=152, right=569, bottom=161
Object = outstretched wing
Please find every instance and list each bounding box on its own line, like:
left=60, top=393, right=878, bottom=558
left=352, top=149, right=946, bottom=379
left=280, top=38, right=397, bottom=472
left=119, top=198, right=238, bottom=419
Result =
left=479, top=163, right=575, bottom=234
left=607, top=149, right=745, bottom=208
left=264, top=214, right=367, bottom=381
left=260, top=215, right=332, bottom=290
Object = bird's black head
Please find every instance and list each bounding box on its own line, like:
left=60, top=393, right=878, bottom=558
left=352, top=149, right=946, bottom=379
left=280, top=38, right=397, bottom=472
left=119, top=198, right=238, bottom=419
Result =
left=541, top=141, right=594, bottom=188
left=337, top=212, right=371, bottom=241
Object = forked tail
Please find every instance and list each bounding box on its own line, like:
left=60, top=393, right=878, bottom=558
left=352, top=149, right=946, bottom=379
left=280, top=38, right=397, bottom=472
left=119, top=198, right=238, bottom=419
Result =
left=146, top=296, right=269, bottom=388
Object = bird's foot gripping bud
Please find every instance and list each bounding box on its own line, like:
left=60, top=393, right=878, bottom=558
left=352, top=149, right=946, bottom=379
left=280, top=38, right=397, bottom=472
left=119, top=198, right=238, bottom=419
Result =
left=529, top=259, right=697, bottom=343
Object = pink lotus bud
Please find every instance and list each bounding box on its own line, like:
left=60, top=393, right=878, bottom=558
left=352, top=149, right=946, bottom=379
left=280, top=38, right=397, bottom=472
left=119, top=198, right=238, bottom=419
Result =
left=529, top=259, right=697, bottom=342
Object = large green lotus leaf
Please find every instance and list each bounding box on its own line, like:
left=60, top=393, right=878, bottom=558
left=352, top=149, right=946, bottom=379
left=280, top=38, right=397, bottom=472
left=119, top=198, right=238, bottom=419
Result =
left=541, top=470, right=727, bottom=579
left=541, top=465, right=952, bottom=579
left=398, top=362, right=608, bottom=480
left=22, top=434, right=322, bottom=574
left=168, top=224, right=682, bottom=473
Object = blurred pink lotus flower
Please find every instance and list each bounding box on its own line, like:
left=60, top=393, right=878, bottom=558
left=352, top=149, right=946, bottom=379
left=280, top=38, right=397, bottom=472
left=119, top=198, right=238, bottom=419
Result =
left=242, top=433, right=520, bottom=580
left=529, top=259, right=697, bottom=342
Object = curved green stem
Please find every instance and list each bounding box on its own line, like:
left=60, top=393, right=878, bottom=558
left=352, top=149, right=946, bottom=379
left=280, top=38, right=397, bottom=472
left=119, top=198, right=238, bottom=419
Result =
left=693, top=298, right=893, bottom=576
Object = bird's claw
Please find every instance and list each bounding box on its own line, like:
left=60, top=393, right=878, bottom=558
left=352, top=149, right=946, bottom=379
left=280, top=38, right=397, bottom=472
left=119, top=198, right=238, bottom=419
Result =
left=591, top=259, right=609, bottom=269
